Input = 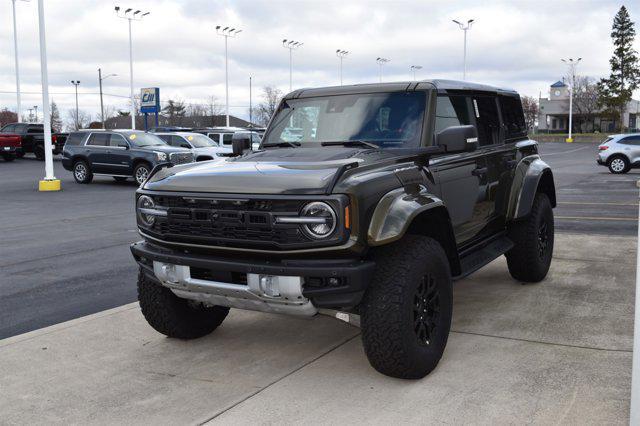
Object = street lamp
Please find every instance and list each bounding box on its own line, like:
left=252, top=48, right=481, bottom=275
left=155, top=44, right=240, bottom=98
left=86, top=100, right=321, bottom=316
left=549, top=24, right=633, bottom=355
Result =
left=452, top=19, right=474, bottom=80
left=33, top=105, right=38, bottom=122
left=11, top=0, right=30, bottom=122
left=561, top=57, right=582, bottom=143
left=282, top=39, right=303, bottom=92
left=376, top=57, right=390, bottom=83
left=71, top=80, right=80, bottom=130
left=410, top=65, right=423, bottom=81
left=336, top=49, right=349, bottom=85
left=98, top=69, right=117, bottom=128
left=115, top=6, right=150, bottom=130
left=216, top=25, right=242, bottom=127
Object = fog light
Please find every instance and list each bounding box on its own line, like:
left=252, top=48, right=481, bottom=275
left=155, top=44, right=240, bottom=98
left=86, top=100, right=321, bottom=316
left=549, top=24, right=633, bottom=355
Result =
left=328, top=277, right=340, bottom=286
left=259, top=275, right=280, bottom=297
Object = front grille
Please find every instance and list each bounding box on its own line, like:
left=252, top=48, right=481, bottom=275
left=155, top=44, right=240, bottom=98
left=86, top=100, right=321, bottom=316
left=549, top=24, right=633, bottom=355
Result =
left=144, top=195, right=328, bottom=250
left=170, top=152, right=193, bottom=165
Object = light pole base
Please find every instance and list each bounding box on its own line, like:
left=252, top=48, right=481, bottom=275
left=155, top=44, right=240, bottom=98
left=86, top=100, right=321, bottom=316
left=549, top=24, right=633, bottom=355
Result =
left=38, top=179, right=61, bottom=192
left=566, top=137, right=574, bottom=143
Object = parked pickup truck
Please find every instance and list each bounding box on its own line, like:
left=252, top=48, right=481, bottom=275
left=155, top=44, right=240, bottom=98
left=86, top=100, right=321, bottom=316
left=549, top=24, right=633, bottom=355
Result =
left=0, top=133, right=21, bottom=161
left=0, top=123, right=67, bottom=160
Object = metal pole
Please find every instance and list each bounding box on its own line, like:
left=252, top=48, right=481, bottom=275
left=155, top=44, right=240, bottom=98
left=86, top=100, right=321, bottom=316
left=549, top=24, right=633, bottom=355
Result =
left=37, top=0, right=56, bottom=183
left=631, top=179, right=640, bottom=424
left=289, top=48, right=293, bottom=91
left=128, top=18, right=135, bottom=129
left=75, top=85, right=79, bottom=129
left=340, top=56, right=343, bottom=85
left=225, top=35, right=229, bottom=127
left=249, top=76, right=252, bottom=125
left=34, top=105, right=38, bottom=122
left=99, top=68, right=105, bottom=128
left=12, top=0, right=22, bottom=122
left=463, top=28, right=467, bottom=80
left=568, top=82, right=573, bottom=141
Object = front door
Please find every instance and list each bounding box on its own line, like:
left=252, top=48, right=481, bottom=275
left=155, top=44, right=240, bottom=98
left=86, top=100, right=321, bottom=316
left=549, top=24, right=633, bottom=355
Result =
left=103, top=133, right=133, bottom=175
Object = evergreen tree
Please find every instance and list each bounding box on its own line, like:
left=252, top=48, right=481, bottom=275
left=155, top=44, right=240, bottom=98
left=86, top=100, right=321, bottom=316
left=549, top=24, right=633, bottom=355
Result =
left=597, top=6, right=640, bottom=130
left=161, top=100, right=186, bottom=125
left=50, top=100, right=63, bottom=132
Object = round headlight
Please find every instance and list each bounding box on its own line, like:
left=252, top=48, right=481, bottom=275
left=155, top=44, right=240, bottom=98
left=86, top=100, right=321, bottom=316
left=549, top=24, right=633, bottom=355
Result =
left=300, top=202, right=337, bottom=239
left=137, top=195, right=156, bottom=227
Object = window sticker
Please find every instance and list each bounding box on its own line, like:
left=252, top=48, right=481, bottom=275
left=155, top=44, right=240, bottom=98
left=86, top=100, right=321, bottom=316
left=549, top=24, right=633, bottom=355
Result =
left=473, top=99, right=480, bottom=118
left=129, top=134, right=137, bottom=140
left=187, top=136, right=193, bottom=141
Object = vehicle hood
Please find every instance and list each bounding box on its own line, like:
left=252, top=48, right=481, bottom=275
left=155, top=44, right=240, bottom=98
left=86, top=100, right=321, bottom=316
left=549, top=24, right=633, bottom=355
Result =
left=144, top=147, right=388, bottom=194
left=139, top=145, right=189, bottom=154
left=192, top=146, right=233, bottom=156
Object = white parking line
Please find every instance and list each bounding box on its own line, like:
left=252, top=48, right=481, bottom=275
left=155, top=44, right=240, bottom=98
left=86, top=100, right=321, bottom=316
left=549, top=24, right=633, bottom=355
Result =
left=556, top=215, right=637, bottom=221
left=541, top=146, right=591, bottom=156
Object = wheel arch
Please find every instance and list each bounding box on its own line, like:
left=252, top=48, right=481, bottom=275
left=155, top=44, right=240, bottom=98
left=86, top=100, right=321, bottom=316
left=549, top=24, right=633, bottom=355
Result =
left=508, top=156, right=557, bottom=220
left=132, top=158, right=152, bottom=171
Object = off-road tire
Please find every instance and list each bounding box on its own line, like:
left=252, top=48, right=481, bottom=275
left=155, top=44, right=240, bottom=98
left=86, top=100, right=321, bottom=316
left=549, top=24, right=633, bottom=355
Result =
left=506, top=193, right=554, bottom=282
left=73, top=160, right=93, bottom=184
left=2, top=154, right=15, bottom=162
left=608, top=155, right=630, bottom=174
left=34, top=145, right=45, bottom=161
left=361, top=235, right=453, bottom=379
left=113, top=176, right=128, bottom=182
left=137, top=269, right=229, bottom=339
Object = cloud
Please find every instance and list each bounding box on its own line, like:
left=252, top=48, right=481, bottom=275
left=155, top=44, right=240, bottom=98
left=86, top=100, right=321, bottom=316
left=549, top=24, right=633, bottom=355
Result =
left=0, top=0, right=637, bottom=120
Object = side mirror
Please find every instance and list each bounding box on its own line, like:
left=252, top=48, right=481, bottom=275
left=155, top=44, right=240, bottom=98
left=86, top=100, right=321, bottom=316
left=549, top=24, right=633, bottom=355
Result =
left=180, top=143, right=191, bottom=149
left=232, top=132, right=251, bottom=156
left=436, top=125, right=478, bottom=153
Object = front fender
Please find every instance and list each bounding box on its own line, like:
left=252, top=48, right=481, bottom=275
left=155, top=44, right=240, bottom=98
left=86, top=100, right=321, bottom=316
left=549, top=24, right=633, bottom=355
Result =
left=507, top=155, right=556, bottom=220
left=367, top=187, right=443, bottom=246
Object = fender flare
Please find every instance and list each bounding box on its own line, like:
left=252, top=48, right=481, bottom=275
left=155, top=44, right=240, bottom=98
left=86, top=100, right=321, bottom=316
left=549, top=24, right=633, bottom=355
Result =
left=367, top=187, right=444, bottom=246
left=507, top=155, right=556, bottom=220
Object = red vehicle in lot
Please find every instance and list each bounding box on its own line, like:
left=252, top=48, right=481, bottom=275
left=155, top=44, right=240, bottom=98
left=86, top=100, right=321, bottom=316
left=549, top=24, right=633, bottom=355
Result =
left=0, top=123, right=67, bottom=160
left=0, top=133, right=21, bottom=162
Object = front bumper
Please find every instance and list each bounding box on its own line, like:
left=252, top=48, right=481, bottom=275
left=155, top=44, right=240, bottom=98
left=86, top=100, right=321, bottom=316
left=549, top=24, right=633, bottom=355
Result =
left=1, top=146, right=18, bottom=154
left=131, top=240, right=375, bottom=312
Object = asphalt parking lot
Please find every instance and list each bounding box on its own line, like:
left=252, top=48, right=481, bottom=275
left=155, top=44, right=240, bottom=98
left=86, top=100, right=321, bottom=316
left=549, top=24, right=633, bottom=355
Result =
left=0, top=142, right=636, bottom=423
left=0, top=142, right=637, bottom=339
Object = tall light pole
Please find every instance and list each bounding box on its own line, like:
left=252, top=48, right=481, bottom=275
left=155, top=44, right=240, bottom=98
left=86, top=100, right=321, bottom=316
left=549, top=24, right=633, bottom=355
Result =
left=376, top=57, right=390, bottom=83
left=336, top=49, right=349, bottom=85
left=36, top=0, right=59, bottom=191
left=11, top=0, right=29, bottom=122
left=71, top=80, right=80, bottom=130
left=216, top=26, right=242, bottom=127
left=282, top=39, right=303, bottom=92
left=116, top=6, right=149, bottom=130
left=561, top=57, right=582, bottom=143
left=98, top=69, right=117, bottom=128
left=410, top=65, right=423, bottom=81
left=249, top=76, right=253, bottom=125
left=452, top=19, right=474, bottom=80
left=33, top=105, right=38, bottom=122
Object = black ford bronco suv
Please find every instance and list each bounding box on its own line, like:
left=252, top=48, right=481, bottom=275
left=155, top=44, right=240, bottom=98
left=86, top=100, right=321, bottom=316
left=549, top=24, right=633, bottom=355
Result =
left=131, top=80, right=556, bottom=379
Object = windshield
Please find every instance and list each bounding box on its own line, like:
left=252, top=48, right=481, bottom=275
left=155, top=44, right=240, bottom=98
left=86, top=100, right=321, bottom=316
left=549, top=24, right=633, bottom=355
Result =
left=125, top=132, right=167, bottom=147
left=262, top=91, right=426, bottom=148
left=186, top=134, right=218, bottom=148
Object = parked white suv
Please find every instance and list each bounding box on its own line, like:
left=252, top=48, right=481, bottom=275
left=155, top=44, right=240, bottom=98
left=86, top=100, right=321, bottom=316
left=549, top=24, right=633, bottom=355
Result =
left=155, top=132, right=231, bottom=162
left=597, top=133, right=640, bottom=174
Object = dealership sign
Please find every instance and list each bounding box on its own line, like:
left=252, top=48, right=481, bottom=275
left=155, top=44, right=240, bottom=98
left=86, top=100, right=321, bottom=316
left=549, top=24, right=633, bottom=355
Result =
left=140, top=87, right=160, bottom=113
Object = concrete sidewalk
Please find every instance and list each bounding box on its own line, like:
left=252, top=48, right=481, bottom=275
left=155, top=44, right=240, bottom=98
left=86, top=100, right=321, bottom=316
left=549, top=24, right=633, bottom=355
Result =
left=0, top=233, right=634, bottom=424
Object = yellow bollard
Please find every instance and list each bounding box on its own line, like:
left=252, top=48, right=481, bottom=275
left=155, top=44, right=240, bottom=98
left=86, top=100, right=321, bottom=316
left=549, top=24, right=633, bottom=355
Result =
left=38, top=179, right=61, bottom=191
left=566, top=137, right=573, bottom=143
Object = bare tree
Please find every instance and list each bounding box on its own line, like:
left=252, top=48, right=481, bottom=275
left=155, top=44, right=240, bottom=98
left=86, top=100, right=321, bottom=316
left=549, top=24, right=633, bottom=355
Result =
left=255, top=86, right=283, bottom=126
left=65, top=108, right=92, bottom=130
left=0, top=108, right=18, bottom=127
left=570, top=76, right=600, bottom=132
left=521, top=96, right=538, bottom=132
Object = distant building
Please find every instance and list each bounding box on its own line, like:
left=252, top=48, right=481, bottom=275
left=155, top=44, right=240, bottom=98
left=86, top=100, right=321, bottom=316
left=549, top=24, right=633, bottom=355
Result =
left=538, top=79, right=639, bottom=133
left=104, top=114, right=255, bottom=130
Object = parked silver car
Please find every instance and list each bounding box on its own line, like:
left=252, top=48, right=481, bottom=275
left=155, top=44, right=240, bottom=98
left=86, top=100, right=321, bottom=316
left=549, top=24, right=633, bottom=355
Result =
left=155, top=132, right=232, bottom=162
left=597, top=133, right=640, bottom=174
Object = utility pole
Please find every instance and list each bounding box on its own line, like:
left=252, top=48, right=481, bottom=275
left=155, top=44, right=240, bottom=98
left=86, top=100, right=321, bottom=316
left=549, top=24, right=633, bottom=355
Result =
left=115, top=6, right=150, bottom=130
left=98, top=68, right=117, bottom=128
left=33, top=105, right=38, bottom=122
left=71, top=80, right=80, bottom=130
left=410, top=65, right=423, bottom=81
left=27, top=108, right=33, bottom=122
left=11, top=0, right=28, bottom=122
left=282, top=39, right=303, bottom=92
left=452, top=19, right=474, bottom=80
left=249, top=76, right=252, bottom=125
left=216, top=26, right=242, bottom=127
left=336, top=50, right=349, bottom=85
left=376, top=57, right=390, bottom=83
left=36, top=0, right=59, bottom=191
left=561, top=57, right=581, bottom=143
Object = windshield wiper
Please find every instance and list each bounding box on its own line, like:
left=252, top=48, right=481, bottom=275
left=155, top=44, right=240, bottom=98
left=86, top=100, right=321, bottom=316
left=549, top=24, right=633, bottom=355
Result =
left=262, top=141, right=301, bottom=148
left=321, top=140, right=379, bottom=149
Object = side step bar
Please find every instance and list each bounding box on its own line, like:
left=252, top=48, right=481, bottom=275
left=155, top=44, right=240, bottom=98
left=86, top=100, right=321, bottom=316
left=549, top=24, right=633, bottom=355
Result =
left=454, top=235, right=514, bottom=281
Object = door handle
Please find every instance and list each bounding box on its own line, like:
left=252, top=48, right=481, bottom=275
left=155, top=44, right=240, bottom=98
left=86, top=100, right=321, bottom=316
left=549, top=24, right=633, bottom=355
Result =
left=472, top=167, right=488, bottom=177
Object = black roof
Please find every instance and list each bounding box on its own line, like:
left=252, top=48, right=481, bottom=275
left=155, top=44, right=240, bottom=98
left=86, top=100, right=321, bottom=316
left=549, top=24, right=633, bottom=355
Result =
left=287, top=79, right=518, bottom=99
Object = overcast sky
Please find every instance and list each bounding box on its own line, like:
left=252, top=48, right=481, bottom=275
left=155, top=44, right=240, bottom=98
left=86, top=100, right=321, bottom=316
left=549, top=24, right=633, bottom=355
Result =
left=0, top=0, right=638, bottom=123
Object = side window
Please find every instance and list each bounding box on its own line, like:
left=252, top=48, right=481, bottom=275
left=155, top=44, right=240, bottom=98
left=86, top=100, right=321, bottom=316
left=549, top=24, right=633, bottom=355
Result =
left=209, top=133, right=220, bottom=143
left=172, top=136, right=190, bottom=148
left=65, top=132, right=85, bottom=146
left=2, top=124, right=16, bottom=133
left=621, top=136, right=640, bottom=146
left=434, top=96, right=471, bottom=135
left=222, top=134, right=233, bottom=145
left=499, top=95, right=527, bottom=141
left=109, top=134, right=128, bottom=148
left=157, top=135, right=171, bottom=144
left=14, top=123, right=28, bottom=133
left=472, top=96, right=501, bottom=146
left=86, top=133, right=109, bottom=146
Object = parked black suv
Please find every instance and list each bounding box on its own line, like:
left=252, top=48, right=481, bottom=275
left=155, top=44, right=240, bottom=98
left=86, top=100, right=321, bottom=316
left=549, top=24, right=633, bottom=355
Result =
left=130, top=80, right=556, bottom=379
left=62, top=130, right=193, bottom=185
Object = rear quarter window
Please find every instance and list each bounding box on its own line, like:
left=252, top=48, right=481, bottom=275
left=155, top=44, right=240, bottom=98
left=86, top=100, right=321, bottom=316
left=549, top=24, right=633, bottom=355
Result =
left=499, top=95, right=527, bottom=141
left=64, top=132, right=86, bottom=146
